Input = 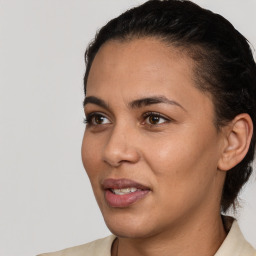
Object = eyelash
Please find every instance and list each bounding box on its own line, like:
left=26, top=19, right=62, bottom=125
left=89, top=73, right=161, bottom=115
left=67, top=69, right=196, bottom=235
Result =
left=142, top=112, right=170, bottom=126
left=83, top=112, right=110, bottom=126
left=83, top=112, right=171, bottom=127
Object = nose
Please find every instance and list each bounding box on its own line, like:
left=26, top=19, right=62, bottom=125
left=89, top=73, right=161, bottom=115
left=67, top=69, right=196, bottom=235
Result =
left=102, top=124, right=140, bottom=167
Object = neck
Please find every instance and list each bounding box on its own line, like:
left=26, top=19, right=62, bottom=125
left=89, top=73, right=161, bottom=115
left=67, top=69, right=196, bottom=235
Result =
left=115, top=213, right=227, bottom=256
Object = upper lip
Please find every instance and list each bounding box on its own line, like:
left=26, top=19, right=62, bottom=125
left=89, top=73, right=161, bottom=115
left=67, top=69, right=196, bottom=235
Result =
left=102, top=178, right=150, bottom=190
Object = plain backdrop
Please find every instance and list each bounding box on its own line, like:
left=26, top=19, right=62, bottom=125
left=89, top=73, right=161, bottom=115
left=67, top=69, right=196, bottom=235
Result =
left=0, top=1, right=256, bottom=255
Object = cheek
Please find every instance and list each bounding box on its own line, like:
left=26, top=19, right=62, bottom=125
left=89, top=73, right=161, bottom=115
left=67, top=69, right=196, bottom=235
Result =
left=81, top=132, right=106, bottom=207
left=144, top=128, right=220, bottom=202
left=81, top=132, right=101, bottom=181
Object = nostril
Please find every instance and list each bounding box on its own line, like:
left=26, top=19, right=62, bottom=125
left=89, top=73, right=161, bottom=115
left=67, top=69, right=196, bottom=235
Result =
left=103, top=158, right=122, bottom=168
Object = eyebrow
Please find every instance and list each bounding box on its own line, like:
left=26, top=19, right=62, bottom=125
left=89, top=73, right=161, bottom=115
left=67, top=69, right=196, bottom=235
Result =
left=83, top=95, right=186, bottom=112
left=128, top=96, right=186, bottom=111
left=83, top=96, right=108, bottom=109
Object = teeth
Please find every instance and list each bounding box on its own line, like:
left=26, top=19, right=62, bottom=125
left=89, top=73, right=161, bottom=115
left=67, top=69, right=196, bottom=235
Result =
left=111, top=187, right=140, bottom=195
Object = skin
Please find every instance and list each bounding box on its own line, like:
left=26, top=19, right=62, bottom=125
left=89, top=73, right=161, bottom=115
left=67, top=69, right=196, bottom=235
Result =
left=81, top=38, right=234, bottom=256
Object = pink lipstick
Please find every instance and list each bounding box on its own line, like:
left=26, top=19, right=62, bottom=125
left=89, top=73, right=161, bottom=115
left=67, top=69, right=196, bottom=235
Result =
left=102, top=179, right=150, bottom=208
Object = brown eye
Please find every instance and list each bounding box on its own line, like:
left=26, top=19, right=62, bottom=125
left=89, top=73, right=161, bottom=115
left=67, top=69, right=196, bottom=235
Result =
left=84, top=113, right=111, bottom=126
left=148, top=115, right=161, bottom=124
left=94, top=115, right=105, bottom=124
left=144, top=112, right=168, bottom=125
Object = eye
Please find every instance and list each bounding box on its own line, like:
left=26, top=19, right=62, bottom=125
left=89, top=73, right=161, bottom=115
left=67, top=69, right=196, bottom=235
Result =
left=84, top=113, right=111, bottom=126
left=143, top=112, right=169, bottom=125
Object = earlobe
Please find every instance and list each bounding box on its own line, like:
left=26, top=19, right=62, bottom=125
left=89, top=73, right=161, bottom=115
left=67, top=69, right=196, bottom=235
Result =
left=217, top=114, right=253, bottom=171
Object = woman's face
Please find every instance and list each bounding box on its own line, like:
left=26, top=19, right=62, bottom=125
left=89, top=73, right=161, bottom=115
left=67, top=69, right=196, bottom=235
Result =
left=82, top=38, right=226, bottom=238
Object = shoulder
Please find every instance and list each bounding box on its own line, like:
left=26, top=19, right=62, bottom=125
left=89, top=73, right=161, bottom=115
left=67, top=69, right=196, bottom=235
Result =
left=215, top=219, right=256, bottom=256
left=37, top=235, right=116, bottom=256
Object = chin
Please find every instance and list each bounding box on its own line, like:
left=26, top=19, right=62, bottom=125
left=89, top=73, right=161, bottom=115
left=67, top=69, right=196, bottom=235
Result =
left=105, top=219, right=153, bottom=238
left=101, top=207, right=159, bottom=239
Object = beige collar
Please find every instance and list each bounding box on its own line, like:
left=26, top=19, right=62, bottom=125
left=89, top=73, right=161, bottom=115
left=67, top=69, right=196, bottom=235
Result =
left=215, top=220, right=255, bottom=256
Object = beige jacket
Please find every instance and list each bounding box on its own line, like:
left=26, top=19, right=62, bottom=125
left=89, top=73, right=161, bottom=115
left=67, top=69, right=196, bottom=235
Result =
left=38, top=221, right=256, bottom=256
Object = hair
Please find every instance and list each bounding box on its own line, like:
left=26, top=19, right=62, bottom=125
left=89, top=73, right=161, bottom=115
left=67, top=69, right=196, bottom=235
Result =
left=83, top=0, right=256, bottom=212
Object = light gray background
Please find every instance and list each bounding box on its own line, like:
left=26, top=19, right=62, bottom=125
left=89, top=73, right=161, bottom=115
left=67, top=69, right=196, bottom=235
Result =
left=0, top=1, right=255, bottom=255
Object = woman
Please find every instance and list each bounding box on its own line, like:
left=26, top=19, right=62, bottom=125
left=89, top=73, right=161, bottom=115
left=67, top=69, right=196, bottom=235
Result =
left=39, top=0, right=256, bottom=255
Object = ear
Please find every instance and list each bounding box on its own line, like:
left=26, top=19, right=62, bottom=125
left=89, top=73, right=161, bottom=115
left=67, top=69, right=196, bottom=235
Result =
left=218, top=113, right=253, bottom=171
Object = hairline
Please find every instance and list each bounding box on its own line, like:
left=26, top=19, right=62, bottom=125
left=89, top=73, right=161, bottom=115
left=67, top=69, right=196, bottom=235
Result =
left=85, top=34, right=221, bottom=129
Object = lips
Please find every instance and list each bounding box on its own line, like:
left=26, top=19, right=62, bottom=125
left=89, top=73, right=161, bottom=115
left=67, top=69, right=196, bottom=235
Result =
left=102, top=178, right=150, bottom=208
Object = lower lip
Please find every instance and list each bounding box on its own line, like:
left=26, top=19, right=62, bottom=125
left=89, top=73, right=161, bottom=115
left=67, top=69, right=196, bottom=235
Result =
left=105, top=189, right=150, bottom=208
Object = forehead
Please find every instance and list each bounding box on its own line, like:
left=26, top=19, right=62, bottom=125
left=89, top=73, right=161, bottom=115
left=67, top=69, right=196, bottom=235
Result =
left=87, top=38, right=195, bottom=91
left=86, top=38, right=214, bottom=117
